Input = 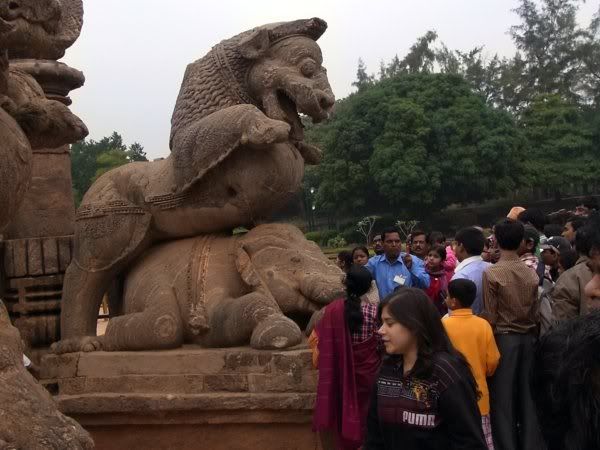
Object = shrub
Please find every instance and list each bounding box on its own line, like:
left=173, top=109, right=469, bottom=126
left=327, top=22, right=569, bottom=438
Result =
left=326, top=235, right=348, bottom=249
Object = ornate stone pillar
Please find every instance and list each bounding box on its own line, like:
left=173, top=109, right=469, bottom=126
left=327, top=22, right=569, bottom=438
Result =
left=1, top=0, right=85, bottom=351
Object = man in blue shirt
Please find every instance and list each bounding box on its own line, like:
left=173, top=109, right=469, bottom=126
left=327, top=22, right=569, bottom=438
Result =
left=451, top=227, right=491, bottom=314
left=366, top=227, right=430, bottom=299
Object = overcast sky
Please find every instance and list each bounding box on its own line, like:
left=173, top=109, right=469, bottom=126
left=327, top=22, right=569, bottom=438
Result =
left=62, top=0, right=598, bottom=160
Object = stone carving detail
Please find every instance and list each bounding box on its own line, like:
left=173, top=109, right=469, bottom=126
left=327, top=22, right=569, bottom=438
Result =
left=54, top=224, right=343, bottom=353
left=57, top=18, right=335, bottom=347
left=0, top=0, right=84, bottom=60
left=0, top=300, right=94, bottom=449
left=0, top=0, right=87, bottom=232
left=2, top=236, right=73, bottom=346
left=0, top=0, right=88, bottom=350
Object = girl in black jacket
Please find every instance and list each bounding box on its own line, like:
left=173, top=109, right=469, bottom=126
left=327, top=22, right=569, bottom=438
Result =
left=365, top=288, right=487, bottom=450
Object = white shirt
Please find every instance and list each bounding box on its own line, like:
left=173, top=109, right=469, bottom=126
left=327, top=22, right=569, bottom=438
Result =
left=454, top=255, right=483, bottom=274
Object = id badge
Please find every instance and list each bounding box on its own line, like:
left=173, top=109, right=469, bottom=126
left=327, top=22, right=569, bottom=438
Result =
left=393, top=275, right=406, bottom=286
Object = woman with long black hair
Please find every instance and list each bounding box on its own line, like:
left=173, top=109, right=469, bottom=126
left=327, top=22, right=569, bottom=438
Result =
left=311, top=265, right=381, bottom=449
left=365, top=288, right=486, bottom=450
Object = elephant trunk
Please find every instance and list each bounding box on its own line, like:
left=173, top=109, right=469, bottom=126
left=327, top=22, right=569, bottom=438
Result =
left=299, top=275, right=344, bottom=305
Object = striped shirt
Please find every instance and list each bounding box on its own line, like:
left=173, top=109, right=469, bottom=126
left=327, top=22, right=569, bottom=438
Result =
left=482, top=253, right=540, bottom=334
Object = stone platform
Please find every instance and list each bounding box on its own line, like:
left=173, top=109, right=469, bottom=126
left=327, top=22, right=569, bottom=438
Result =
left=41, top=344, right=322, bottom=450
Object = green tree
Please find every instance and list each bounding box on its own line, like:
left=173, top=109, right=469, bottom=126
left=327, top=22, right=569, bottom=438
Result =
left=399, top=30, right=438, bottom=74
left=520, top=94, right=597, bottom=193
left=94, top=149, right=130, bottom=181
left=352, top=58, right=373, bottom=92
left=127, top=142, right=148, bottom=162
left=307, top=74, right=523, bottom=217
left=71, top=132, right=145, bottom=204
left=368, top=74, right=522, bottom=211
left=510, top=0, right=599, bottom=106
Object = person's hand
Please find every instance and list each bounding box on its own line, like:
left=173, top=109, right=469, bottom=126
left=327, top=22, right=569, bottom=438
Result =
left=402, top=253, right=413, bottom=270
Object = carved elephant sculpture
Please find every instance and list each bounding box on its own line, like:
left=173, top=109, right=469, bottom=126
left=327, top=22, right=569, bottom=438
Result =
left=54, top=224, right=344, bottom=352
left=57, top=18, right=335, bottom=347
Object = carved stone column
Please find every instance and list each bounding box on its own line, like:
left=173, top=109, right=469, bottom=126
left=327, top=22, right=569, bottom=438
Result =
left=1, top=0, right=85, bottom=351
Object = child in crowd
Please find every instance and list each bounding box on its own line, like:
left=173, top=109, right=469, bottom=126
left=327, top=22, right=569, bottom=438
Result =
left=428, top=231, right=457, bottom=279
left=424, top=245, right=448, bottom=316
left=352, top=246, right=380, bottom=304
left=351, top=246, right=370, bottom=266
left=365, top=288, right=487, bottom=449
left=443, top=279, right=500, bottom=450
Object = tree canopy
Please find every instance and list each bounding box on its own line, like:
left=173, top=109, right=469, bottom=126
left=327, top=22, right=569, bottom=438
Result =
left=71, top=131, right=147, bottom=204
left=304, top=0, right=600, bottom=220
left=307, top=74, right=523, bottom=217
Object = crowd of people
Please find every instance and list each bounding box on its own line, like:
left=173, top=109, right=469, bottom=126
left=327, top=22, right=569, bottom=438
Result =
left=311, top=198, right=600, bottom=450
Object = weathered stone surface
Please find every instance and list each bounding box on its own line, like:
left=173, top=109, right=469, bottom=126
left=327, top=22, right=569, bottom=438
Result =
left=86, top=423, right=321, bottom=450
left=58, top=392, right=316, bottom=415
left=203, top=374, right=249, bottom=392
left=56, top=18, right=336, bottom=355
left=4, top=152, right=77, bottom=239
left=0, top=107, right=30, bottom=233
left=55, top=224, right=343, bottom=354
left=3, top=274, right=64, bottom=346
left=0, top=301, right=93, bottom=449
left=76, top=348, right=226, bottom=377
left=272, top=350, right=314, bottom=377
left=223, top=351, right=273, bottom=372
left=1, top=0, right=84, bottom=60
left=40, top=346, right=319, bottom=448
left=11, top=59, right=85, bottom=105
left=43, top=346, right=317, bottom=394
left=40, top=352, right=80, bottom=379
left=1, top=0, right=88, bottom=356
left=247, top=372, right=318, bottom=393
left=59, top=375, right=206, bottom=395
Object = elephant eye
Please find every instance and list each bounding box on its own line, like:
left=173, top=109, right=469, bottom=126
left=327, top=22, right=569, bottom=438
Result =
left=291, top=256, right=301, bottom=263
left=300, top=59, right=317, bottom=78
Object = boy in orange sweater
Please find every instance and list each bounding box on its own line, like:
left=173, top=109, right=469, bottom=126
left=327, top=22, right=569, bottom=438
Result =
left=443, top=278, right=500, bottom=450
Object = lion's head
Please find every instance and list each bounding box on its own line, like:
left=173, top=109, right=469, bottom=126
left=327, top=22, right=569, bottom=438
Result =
left=170, top=18, right=335, bottom=150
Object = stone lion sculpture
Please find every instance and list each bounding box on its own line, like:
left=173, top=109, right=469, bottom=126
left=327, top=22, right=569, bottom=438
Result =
left=56, top=18, right=335, bottom=351
left=54, top=224, right=343, bottom=353
left=0, top=301, right=94, bottom=449
left=0, top=0, right=88, bottom=231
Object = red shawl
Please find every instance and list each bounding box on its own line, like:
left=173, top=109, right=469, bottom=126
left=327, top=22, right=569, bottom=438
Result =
left=312, top=299, right=380, bottom=449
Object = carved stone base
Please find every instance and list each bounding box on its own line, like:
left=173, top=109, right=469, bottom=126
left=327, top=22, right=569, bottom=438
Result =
left=2, top=235, right=73, bottom=349
left=41, top=345, right=322, bottom=450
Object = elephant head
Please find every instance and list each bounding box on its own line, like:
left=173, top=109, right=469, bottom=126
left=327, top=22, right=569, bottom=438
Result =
left=236, top=223, right=344, bottom=316
left=0, top=0, right=84, bottom=59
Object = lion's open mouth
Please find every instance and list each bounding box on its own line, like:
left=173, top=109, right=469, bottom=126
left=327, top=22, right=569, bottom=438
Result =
left=276, top=90, right=304, bottom=142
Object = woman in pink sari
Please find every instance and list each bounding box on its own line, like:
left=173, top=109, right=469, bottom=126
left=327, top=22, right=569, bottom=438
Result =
left=310, top=265, right=381, bottom=449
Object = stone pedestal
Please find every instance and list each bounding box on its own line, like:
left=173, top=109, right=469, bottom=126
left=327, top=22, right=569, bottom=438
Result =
left=41, top=345, right=322, bottom=450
